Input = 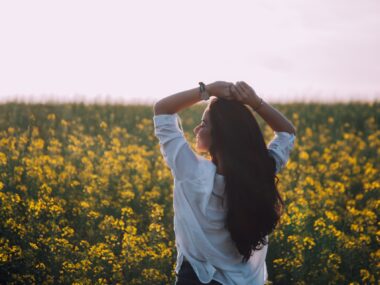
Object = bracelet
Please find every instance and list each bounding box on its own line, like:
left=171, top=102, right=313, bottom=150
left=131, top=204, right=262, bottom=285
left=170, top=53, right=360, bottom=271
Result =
left=199, top=82, right=206, bottom=93
left=199, top=82, right=210, bottom=101
left=253, top=97, right=264, bottom=111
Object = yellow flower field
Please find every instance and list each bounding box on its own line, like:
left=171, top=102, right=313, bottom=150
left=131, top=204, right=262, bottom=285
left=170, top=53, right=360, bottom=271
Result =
left=0, top=102, right=378, bottom=284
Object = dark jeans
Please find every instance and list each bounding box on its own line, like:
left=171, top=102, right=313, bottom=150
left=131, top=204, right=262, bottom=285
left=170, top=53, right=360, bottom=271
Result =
left=175, top=260, right=222, bottom=285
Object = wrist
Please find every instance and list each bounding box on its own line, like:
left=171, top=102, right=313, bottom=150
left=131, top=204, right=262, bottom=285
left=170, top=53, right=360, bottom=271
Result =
left=199, top=82, right=212, bottom=101
left=205, top=83, right=214, bottom=95
left=249, top=96, right=264, bottom=111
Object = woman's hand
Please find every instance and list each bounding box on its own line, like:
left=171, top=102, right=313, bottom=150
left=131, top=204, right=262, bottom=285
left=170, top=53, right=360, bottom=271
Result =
left=207, top=81, right=235, bottom=100
left=230, top=81, right=260, bottom=106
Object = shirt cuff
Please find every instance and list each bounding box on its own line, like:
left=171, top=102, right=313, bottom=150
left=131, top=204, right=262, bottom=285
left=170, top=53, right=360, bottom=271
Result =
left=153, top=113, right=178, bottom=124
left=273, top=131, right=296, bottom=137
left=153, top=113, right=184, bottom=133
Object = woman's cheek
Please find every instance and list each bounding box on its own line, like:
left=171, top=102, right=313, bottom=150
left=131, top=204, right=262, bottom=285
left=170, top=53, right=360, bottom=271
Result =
left=201, top=133, right=211, bottom=150
left=197, top=137, right=206, bottom=150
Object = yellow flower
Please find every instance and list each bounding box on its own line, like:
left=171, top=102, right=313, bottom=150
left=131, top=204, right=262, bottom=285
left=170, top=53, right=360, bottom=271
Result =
left=304, top=176, right=315, bottom=186
left=100, top=121, right=108, bottom=129
left=29, top=242, right=39, bottom=250
left=350, top=223, right=363, bottom=233
left=121, top=207, right=134, bottom=217
left=60, top=119, right=68, bottom=126
left=141, top=268, right=168, bottom=283
left=359, top=269, right=370, bottom=282
left=120, top=190, right=135, bottom=201
left=324, top=210, right=339, bottom=222
left=313, top=218, right=326, bottom=231
left=36, top=262, right=46, bottom=270
left=273, top=258, right=287, bottom=269
left=88, top=210, right=100, bottom=219
left=305, top=127, right=313, bottom=137
left=327, top=253, right=341, bottom=269
left=80, top=201, right=90, bottom=209
left=47, top=113, right=56, bottom=121
left=150, top=203, right=164, bottom=220
left=7, top=127, right=15, bottom=135
left=70, top=180, right=80, bottom=187
left=303, top=237, right=316, bottom=250
left=80, top=259, right=92, bottom=272
left=61, top=226, right=75, bottom=238
left=359, top=234, right=371, bottom=246
left=0, top=152, right=7, bottom=165
left=0, top=253, right=8, bottom=263
left=299, top=151, right=309, bottom=160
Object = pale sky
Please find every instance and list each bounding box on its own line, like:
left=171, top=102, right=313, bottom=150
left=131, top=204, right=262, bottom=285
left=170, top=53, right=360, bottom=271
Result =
left=0, top=0, right=379, bottom=104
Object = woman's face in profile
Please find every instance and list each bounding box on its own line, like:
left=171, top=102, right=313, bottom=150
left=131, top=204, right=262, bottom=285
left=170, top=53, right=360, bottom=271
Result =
left=193, top=108, right=212, bottom=152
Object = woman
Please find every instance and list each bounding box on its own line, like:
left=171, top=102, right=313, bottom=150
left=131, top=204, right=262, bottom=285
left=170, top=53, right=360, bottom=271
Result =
left=153, top=81, right=296, bottom=285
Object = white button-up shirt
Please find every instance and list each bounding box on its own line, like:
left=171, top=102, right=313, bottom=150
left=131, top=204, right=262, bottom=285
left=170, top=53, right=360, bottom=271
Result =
left=153, top=113, right=296, bottom=285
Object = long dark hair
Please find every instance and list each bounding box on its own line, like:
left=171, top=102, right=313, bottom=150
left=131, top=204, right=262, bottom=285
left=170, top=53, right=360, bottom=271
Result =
left=207, top=97, right=285, bottom=263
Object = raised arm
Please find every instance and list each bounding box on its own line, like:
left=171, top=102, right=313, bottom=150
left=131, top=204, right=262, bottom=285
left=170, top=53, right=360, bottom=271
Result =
left=153, top=81, right=235, bottom=115
left=232, top=81, right=296, bottom=134
left=231, top=81, right=296, bottom=173
left=249, top=98, right=296, bottom=135
left=153, top=86, right=206, bottom=115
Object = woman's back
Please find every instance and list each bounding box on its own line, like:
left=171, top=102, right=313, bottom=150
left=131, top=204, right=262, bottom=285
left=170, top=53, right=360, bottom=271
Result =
left=172, top=156, right=269, bottom=285
left=153, top=113, right=296, bottom=285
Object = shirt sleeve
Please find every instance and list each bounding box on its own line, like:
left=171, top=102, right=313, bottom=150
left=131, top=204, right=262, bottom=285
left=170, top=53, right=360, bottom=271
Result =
left=153, top=113, right=203, bottom=181
left=267, top=131, right=296, bottom=174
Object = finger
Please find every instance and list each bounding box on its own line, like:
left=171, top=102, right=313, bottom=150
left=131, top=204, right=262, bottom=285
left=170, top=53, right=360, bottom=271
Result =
left=241, top=81, right=249, bottom=87
left=228, top=84, right=234, bottom=95
left=232, top=85, right=244, bottom=101
left=241, top=81, right=255, bottom=94
left=230, top=84, right=238, bottom=97
left=225, top=92, right=234, bottom=100
left=238, top=81, right=251, bottom=97
left=236, top=82, right=251, bottom=102
left=235, top=82, right=246, bottom=97
left=226, top=87, right=234, bottom=97
left=238, top=81, right=251, bottom=93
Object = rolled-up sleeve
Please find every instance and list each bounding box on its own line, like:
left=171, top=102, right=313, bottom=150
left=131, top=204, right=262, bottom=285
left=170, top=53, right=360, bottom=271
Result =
left=267, top=131, right=296, bottom=174
left=153, top=113, right=203, bottom=180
